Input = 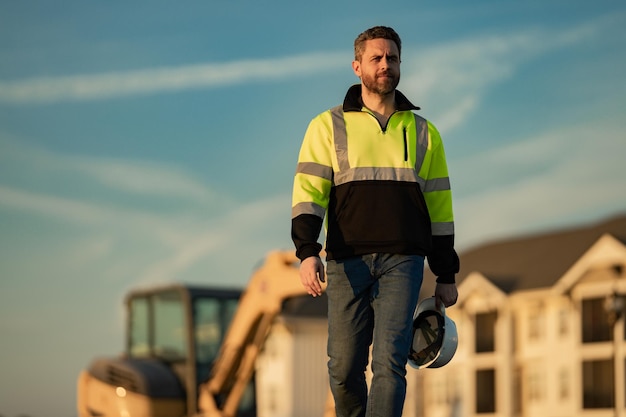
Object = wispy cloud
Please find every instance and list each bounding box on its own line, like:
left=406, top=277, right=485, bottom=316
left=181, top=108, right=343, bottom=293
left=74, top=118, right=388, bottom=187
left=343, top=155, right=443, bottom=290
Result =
left=453, top=122, right=626, bottom=249
left=0, top=179, right=291, bottom=288
left=0, top=15, right=611, bottom=110
left=0, top=136, right=223, bottom=205
left=0, top=135, right=293, bottom=286
left=402, top=17, right=606, bottom=132
left=0, top=185, right=188, bottom=246
left=73, top=159, right=220, bottom=204
left=0, top=51, right=348, bottom=104
left=0, top=137, right=221, bottom=249
left=134, top=193, right=290, bottom=285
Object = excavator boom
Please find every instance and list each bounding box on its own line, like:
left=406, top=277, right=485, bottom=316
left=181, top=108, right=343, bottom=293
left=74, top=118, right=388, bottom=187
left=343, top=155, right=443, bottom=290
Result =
left=198, top=250, right=327, bottom=417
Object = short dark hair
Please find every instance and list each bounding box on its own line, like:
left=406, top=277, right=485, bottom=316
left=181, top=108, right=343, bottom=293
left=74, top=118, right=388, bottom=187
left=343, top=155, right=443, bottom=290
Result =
left=354, top=26, right=402, bottom=61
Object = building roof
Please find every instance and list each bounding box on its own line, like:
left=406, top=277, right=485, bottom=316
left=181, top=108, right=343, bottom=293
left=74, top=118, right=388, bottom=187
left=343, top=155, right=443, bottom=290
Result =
left=281, top=293, right=328, bottom=317
left=421, top=213, right=626, bottom=298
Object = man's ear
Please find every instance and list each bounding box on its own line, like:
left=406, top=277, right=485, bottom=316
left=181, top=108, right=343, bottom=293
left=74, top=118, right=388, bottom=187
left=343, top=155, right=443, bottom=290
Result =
left=352, top=60, right=361, bottom=78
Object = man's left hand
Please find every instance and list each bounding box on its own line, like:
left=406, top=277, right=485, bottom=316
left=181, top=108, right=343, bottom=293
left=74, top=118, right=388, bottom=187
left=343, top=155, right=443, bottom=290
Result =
left=434, top=283, right=458, bottom=309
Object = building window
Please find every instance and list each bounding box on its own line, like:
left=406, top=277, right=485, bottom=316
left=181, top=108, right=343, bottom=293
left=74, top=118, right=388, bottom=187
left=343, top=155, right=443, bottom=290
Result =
left=513, top=367, right=522, bottom=414
left=475, top=311, right=497, bottom=353
left=476, top=369, right=496, bottom=413
left=527, top=369, right=544, bottom=402
left=433, top=377, right=446, bottom=405
left=559, top=368, right=570, bottom=400
left=528, top=306, right=544, bottom=341
left=582, top=359, right=614, bottom=408
left=582, top=298, right=612, bottom=343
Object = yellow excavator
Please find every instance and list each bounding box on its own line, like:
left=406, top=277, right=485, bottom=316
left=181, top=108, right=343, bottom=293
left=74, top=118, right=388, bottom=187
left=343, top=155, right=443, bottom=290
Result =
left=77, top=250, right=334, bottom=417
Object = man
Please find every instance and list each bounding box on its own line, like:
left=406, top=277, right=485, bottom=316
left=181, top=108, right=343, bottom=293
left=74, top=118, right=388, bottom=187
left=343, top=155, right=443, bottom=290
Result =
left=291, top=26, right=459, bottom=417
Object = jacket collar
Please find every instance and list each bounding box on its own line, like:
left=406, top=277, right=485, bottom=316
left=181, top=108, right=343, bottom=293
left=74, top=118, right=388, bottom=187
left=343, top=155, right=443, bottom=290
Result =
left=342, top=84, right=421, bottom=112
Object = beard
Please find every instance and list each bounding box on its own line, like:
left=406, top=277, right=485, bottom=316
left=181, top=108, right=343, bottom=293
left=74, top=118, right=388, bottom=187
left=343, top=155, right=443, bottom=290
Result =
left=361, top=70, right=400, bottom=96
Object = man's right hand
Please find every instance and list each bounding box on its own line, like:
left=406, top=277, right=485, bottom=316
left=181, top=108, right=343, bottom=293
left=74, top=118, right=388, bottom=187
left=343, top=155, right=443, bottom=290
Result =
left=299, top=256, right=325, bottom=297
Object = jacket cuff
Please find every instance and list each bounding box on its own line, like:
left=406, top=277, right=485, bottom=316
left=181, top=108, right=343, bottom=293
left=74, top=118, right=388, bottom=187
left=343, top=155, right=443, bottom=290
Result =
left=436, top=274, right=456, bottom=284
left=297, top=245, right=322, bottom=261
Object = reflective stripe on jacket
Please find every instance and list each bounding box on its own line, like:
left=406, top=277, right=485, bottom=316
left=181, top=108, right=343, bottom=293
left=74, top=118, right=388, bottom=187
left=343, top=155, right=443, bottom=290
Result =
left=291, top=85, right=459, bottom=282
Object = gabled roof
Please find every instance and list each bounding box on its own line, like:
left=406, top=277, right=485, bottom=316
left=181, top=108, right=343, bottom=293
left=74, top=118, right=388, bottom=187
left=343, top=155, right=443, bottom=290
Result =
left=422, top=213, right=626, bottom=298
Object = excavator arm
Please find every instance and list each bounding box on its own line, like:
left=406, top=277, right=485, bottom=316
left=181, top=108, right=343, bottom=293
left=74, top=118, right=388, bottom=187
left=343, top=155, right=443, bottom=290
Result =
left=197, top=250, right=329, bottom=417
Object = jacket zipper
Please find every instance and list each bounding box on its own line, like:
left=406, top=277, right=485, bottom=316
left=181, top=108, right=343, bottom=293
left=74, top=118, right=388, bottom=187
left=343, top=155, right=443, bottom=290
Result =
left=364, top=111, right=408, bottom=161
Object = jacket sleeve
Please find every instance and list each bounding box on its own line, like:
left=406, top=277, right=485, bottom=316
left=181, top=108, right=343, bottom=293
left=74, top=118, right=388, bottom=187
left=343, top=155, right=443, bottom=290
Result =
left=422, top=121, right=460, bottom=283
left=291, top=113, right=334, bottom=260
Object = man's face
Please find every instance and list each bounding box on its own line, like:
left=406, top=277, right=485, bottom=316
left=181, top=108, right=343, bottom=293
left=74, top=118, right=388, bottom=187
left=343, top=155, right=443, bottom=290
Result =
left=352, top=38, right=401, bottom=96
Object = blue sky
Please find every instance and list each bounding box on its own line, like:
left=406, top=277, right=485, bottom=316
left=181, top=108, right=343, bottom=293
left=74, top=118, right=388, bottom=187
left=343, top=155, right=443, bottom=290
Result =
left=1, top=1, right=625, bottom=416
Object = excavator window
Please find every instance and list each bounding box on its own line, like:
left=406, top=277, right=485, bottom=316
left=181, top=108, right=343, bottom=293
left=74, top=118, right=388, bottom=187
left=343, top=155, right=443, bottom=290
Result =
left=129, top=296, right=150, bottom=357
left=192, top=294, right=256, bottom=416
left=194, top=297, right=239, bottom=364
left=154, top=291, right=187, bottom=361
left=128, top=290, right=188, bottom=362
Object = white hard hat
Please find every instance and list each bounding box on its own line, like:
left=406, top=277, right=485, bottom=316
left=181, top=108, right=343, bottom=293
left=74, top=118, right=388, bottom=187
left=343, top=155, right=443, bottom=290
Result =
left=408, top=297, right=458, bottom=369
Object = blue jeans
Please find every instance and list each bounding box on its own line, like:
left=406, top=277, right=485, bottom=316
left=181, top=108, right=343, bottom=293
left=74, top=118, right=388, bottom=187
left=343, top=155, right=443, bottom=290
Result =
left=326, top=253, right=424, bottom=417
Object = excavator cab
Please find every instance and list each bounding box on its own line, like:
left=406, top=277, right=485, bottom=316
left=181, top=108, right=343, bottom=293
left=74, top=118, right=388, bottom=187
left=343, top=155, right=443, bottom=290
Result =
left=77, top=284, right=255, bottom=417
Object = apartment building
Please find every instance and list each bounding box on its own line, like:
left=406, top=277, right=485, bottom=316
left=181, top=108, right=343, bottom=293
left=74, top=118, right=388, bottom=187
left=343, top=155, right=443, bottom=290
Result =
left=419, top=214, right=626, bottom=417
left=254, top=214, right=626, bottom=417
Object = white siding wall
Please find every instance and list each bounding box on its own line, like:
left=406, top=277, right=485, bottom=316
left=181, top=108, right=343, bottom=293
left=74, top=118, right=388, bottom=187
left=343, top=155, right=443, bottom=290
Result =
left=255, top=317, right=328, bottom=417
left=256, top=315, right=425, bottom=417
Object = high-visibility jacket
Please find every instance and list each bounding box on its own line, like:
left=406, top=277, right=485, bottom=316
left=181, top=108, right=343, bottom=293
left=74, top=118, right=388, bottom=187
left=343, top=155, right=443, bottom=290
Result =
left=291, top=85, right=459, bottom=283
